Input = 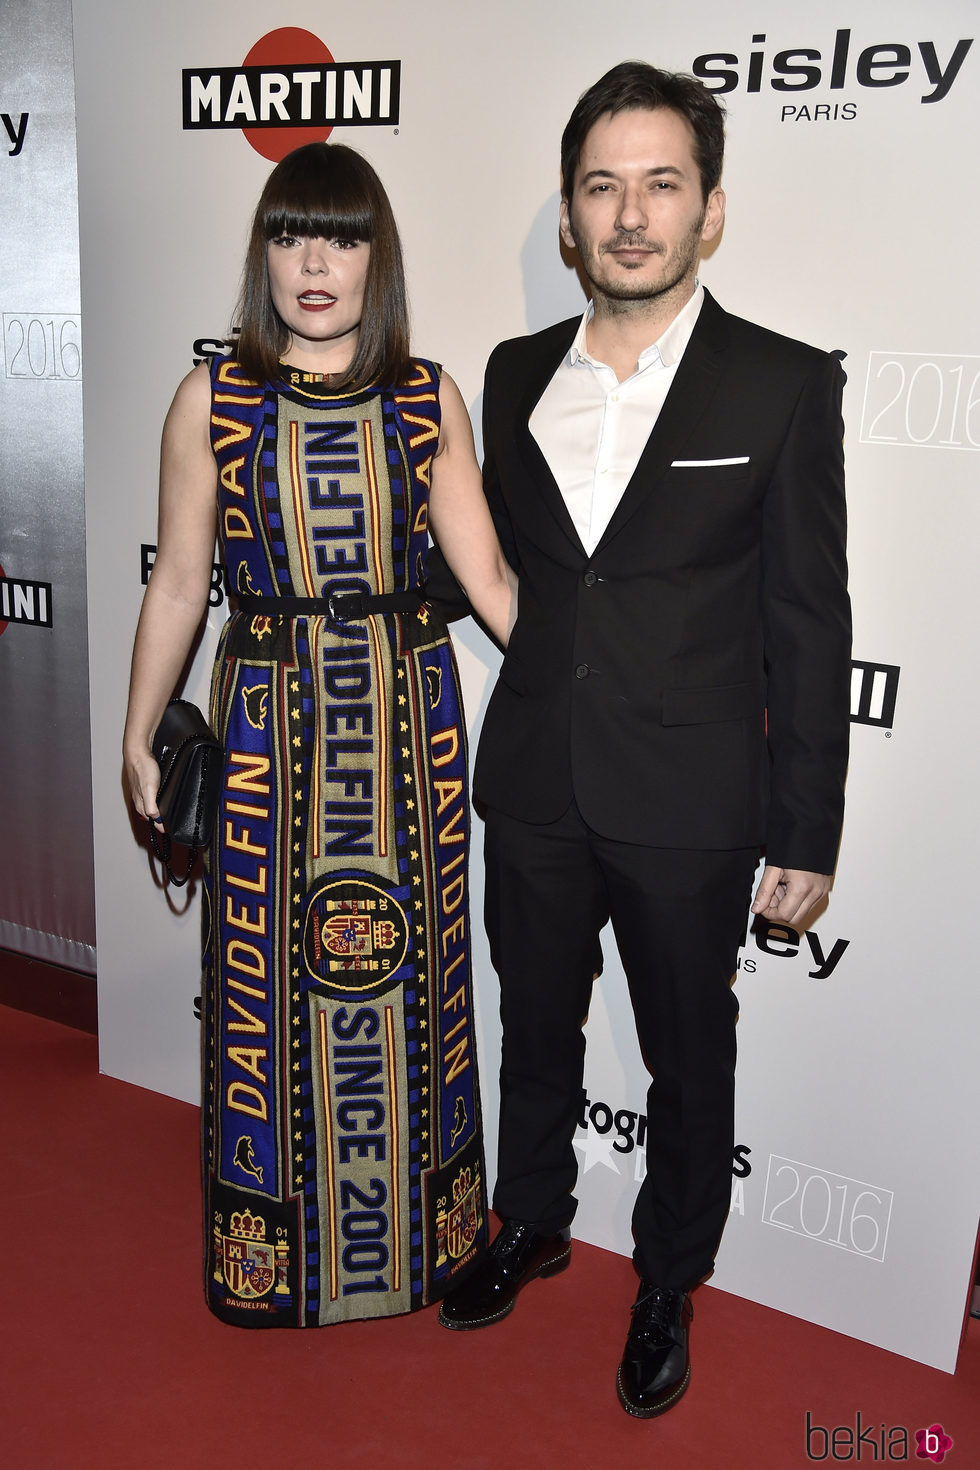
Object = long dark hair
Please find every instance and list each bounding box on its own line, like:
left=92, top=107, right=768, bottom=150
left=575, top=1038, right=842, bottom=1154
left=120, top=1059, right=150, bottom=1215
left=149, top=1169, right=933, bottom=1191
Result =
left=561, top=62, right=726, bottom=203
left=233, top=142, right=412, bottom=388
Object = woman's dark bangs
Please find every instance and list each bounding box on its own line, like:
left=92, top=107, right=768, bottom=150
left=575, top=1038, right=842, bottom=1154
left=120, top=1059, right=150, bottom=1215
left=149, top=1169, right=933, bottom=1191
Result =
left=257, top=144, right=377, bottom=242
left=263, top=203, right=373, bottom=241
left=260, top=171, right=373, bottom=243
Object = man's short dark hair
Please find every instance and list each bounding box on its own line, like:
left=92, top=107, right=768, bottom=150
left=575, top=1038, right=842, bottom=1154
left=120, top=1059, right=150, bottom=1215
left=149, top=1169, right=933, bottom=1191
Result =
left=560, top=61, right=726, bottom=203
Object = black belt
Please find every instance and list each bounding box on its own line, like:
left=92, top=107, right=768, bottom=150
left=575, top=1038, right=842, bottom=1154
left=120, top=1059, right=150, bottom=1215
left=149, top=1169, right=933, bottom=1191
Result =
left=237, top=590, right=426, bottom=623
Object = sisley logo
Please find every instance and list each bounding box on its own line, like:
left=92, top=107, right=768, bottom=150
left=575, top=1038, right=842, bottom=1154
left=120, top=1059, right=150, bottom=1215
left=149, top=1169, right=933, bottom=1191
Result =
left=2, top=112, right=28, bottom=156
left=739, top=917, right=849, bottom=980
left=183, top=26, right=400, bottom=162
left=192, top=333, right=237, bottom=368
left=692, top=30, right=972, bottom=104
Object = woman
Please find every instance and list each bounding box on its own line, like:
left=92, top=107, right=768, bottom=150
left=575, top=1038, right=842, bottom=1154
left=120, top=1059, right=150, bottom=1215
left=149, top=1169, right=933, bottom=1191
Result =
left=124, top=142, right=515, bottom=1327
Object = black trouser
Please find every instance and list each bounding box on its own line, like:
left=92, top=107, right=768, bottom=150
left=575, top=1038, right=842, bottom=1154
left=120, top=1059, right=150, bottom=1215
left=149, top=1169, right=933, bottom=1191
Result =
left=484, top=800, right=758, bottom=1291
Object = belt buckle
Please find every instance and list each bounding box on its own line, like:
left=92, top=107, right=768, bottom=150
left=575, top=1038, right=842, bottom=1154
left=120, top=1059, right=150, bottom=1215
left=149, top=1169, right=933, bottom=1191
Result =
left=327, top=590, right=362, bottom=623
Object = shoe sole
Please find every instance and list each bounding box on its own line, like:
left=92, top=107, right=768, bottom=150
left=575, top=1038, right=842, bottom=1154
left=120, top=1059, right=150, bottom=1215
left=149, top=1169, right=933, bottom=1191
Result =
left=437, top=1244, right=572, bottom=1331
left=616, top=1363, right=691, bottom=1419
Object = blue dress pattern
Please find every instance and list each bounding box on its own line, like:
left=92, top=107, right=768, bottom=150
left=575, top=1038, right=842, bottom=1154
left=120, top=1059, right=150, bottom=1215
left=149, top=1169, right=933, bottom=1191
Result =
left=201, top=355, right=486, bottom=1326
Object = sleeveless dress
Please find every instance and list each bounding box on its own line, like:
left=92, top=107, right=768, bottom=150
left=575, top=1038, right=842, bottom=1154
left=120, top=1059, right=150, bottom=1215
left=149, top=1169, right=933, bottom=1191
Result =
left=201, top=354, right=487, bottom=1326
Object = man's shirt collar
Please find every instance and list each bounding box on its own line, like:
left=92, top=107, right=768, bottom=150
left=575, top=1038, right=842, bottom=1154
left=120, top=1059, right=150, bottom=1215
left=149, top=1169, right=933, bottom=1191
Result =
left=567, top=282, right=705, bottom=374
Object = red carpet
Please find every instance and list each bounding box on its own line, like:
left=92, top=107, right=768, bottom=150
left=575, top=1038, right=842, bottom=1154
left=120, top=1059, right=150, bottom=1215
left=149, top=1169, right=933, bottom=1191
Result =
left=3, top=1004, right=977, bottom=1469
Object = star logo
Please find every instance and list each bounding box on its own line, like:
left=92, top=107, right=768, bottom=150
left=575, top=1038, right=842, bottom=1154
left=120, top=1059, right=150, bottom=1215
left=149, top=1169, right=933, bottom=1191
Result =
left=573, top=1130, right=621, bottom=1176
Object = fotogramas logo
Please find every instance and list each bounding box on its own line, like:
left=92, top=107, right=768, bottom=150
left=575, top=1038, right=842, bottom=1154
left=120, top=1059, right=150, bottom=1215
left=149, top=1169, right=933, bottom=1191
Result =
left=182, top=27, right=401, bottom=162
left=689, top=28, right=973, bottom=123
left=574, top=1089, right=751, bottom=1209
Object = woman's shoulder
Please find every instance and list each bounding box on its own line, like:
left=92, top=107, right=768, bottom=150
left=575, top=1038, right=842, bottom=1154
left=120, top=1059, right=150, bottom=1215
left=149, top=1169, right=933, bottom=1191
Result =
left=168, top=360, right=212, bottom=418
left=205, top=351, right=265, bottom=391
left=170, top=355, right=257, bottom=415
left=166, top=356, right=267, bottom=444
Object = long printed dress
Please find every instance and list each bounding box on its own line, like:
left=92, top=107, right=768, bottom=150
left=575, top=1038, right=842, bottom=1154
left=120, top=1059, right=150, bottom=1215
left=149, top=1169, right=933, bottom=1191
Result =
left=201, top=354, right=487, bottom=1326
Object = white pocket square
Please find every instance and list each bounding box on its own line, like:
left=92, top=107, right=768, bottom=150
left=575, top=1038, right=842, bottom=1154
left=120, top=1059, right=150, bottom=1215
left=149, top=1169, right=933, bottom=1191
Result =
left=671, top=456, right=750, bottom=467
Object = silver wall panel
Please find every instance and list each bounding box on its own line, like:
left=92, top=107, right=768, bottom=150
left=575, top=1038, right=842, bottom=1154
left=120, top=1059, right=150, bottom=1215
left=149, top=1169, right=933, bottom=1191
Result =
left=0, top=0, right=95, bottom=972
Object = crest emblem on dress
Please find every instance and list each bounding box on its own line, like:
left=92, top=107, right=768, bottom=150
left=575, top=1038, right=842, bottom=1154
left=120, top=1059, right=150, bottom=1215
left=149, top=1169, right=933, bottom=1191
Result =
left=212, top=1211, right=292, bottom=1306
left=303, top=876, right=409, bottom=996
left=322, top=910, right=399, bottom=959
left=220, top=1210, right=276, bottom=1299
left=435, top=1163, right=483, bottom=1266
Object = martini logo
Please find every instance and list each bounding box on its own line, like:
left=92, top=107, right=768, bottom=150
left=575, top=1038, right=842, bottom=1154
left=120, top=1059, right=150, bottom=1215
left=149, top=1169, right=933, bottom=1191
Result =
left=851, top=660, right=900, bottom=729
left=182, top=28, right=400, bottom=161
left=0, top=564, right=52, bottom=633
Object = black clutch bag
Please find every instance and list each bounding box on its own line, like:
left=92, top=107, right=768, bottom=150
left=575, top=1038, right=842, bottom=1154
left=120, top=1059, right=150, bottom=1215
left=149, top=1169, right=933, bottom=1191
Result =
left=149, top=698, right=223, bottom=886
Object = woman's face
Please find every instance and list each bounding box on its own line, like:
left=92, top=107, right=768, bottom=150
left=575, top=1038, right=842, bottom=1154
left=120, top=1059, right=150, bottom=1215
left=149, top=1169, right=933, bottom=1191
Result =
left=266, top=233, right=371, bottom=367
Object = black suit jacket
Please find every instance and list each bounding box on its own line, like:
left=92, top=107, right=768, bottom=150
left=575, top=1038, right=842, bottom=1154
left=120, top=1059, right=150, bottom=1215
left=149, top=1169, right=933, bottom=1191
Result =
left=473, top=290, right=851, bottom=874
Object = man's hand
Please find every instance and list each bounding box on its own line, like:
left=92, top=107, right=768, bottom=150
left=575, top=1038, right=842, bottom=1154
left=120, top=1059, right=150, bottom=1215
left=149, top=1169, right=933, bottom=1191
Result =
left=751, top=866, right=831, bottom=927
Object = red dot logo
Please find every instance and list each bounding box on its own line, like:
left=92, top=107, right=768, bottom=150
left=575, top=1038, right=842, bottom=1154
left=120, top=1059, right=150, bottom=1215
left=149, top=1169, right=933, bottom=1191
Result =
left=241, top=29, right=336, bottom=162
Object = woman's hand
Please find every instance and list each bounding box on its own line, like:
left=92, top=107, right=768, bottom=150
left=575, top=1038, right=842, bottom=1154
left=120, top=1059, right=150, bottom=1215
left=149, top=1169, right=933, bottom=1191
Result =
left=125, top=741, right=163, bottom=825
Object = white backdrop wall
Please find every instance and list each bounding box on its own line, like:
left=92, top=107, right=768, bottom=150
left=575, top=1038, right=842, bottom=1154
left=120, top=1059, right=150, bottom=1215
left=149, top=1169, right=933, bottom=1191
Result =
left=75, top=0, right=980, bottom=1370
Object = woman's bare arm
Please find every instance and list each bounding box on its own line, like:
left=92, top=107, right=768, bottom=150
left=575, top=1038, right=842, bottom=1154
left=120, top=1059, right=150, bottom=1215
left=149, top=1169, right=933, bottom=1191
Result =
left=123, top=363, right=218, bottom=821
left=427, top=371, right=517, bottom=648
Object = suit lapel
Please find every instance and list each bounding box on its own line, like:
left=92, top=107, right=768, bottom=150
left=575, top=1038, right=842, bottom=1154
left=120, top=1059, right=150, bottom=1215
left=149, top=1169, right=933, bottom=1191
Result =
left=513, top=318, right=589, bottom=557
left=595, top=291, right=731, bottom=552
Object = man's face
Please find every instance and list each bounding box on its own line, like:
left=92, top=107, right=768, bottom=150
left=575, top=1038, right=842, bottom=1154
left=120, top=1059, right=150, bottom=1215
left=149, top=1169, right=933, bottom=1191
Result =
left=560, top=107, right=725, bottom=310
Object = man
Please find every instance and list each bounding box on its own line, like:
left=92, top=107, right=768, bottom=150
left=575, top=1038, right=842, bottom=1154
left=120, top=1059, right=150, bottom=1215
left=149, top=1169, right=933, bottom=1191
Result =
left=438, top=62, right=850, bottom=1419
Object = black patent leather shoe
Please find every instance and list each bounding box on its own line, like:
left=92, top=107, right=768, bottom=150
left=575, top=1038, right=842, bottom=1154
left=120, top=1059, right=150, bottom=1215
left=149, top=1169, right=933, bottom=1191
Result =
left=437, top=1219, right=571, bottom=1330
left=616, top=1281, right=693, bottom=1418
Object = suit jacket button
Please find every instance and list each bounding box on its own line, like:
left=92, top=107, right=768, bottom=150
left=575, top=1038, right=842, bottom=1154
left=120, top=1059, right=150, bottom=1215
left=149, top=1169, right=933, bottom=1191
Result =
left=583, top=570, right=598, bottom=587
left=575, top=663, right=590, bottom=679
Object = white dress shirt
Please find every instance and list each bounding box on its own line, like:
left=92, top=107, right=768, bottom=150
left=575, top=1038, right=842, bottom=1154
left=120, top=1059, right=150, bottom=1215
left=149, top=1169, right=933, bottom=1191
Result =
left=529, top=284, right=705, bottom=554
